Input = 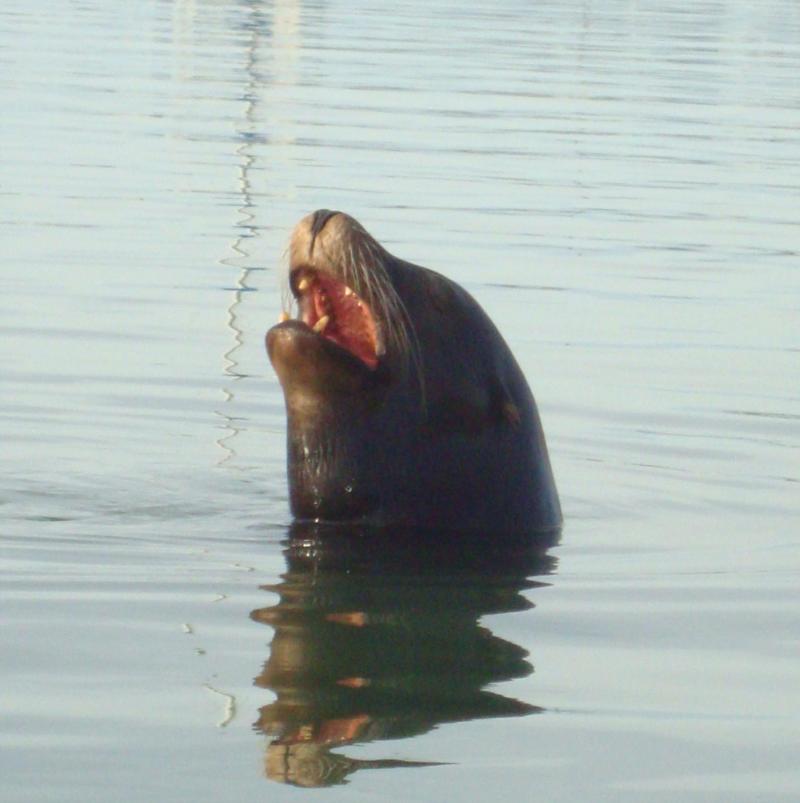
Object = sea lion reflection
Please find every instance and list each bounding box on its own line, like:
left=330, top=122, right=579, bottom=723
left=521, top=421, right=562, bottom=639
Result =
left=251, top=524, right=558, bottom=787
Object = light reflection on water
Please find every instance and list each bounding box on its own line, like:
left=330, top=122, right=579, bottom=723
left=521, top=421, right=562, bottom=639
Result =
left=2, top=0, right=799, bottom=800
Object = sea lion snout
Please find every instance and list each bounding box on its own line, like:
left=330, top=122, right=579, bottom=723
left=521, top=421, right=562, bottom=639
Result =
left=307, top=208, right=340, bottom=258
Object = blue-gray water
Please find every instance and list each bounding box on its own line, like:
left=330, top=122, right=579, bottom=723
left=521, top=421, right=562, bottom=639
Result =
left=2, top=0, right=799, bottom=800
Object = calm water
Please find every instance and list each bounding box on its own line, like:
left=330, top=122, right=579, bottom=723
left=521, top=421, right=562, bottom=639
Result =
left=2, top=0, right=799, bottom=800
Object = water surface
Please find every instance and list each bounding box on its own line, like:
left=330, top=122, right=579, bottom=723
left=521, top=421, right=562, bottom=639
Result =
left=2, top=1, right=799, bottom=800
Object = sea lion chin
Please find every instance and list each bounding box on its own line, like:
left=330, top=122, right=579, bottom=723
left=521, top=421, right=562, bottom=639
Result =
left=266, top=210, right=562, bottom=534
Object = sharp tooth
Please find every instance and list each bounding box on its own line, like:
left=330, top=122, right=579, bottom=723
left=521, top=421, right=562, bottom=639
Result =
left=279, top=311, right=290, bottom=322
left=297, top=277, right=310, bottom=292
left=344, top=287, right=353, bottom=297
left=312, top=315, right=330, bottom=333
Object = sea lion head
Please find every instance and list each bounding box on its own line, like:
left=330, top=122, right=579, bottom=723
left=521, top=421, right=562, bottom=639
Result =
left=266, top=210, right=562, bottom=532
left=267, top=210, right=415, bottom=402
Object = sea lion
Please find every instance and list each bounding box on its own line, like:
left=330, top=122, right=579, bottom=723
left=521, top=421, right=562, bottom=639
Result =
left=266, top=210, right=562, bottom=534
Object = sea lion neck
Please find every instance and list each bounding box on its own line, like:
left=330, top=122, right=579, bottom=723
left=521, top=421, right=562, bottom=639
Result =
left=282, top=376, right=405, bottom=524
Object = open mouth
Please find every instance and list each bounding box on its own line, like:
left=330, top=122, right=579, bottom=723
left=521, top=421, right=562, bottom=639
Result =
left=289, top=268, right=380, bottom=369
